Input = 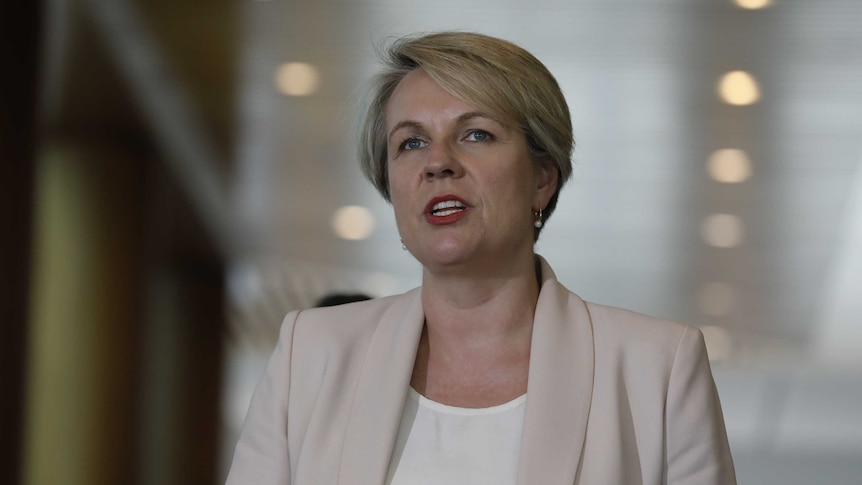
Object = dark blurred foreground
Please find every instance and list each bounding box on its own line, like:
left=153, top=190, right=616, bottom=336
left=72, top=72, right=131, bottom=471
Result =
left=2, top=1, right=240, bottom=484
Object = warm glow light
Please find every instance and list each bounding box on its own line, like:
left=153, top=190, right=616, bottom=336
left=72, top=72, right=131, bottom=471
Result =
left=698, top=282, right=737, bottom=316
left=701, top=325, right=733, bottom=362
left=708, top=149, right=752, bottom=183
left=332, top=205, right=375, bottom=240
left=701, top=214, right=745, bottom=248
left=275, top=62, right=320, bottom=96
left=734, top=0, right=772, bottom=9
left=718, top=71, right=761, bottom=106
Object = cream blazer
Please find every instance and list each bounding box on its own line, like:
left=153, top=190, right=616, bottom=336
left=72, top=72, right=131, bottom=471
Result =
left=226, top=257, right=737, bottom=485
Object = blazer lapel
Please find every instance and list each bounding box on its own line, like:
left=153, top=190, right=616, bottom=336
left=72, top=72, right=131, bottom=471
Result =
left=518, top=257, right=595, bottom=485
left=337, top=288, right=425, bottom=485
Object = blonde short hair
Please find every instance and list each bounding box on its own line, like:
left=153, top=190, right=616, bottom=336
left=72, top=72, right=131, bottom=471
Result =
left=359, top=32, right=574, bottom=238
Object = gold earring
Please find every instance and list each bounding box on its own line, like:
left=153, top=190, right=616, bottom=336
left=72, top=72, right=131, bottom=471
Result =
left=534, top=209, right=543, bottom=228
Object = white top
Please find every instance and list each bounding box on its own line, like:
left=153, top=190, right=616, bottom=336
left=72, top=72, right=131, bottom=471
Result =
left=384, top=388, right=527, bottom=485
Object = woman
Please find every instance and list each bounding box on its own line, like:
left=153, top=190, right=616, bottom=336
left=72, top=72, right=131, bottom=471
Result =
left=226, top=32, right=736, bottom=485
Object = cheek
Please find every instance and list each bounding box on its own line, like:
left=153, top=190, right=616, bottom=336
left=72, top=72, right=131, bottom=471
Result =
left=387, top=169, right=412, bottom=220
left=388, top=161, right=422, bottom=201
left=491, top=165, right=536, bottom=202
left=387, top=169, right=407, bottom=204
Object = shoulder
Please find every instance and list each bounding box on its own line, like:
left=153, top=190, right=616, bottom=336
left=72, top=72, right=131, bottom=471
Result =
left=580, top=298, right=705, bottom=369
left=585, top=300, right=691, bottom=342
left=538, top=257, right=699, bottom=357
left=288, top=288, right=420, bottom=349
left=574, top=297, right=714, bottom=409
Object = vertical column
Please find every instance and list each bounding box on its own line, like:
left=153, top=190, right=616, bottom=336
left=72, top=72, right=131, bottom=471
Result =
left=24, top=142, right=145, bottom=485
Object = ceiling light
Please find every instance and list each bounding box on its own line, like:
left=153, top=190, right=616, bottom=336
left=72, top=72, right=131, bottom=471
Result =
left=697, top=282, right=737, bottom=316
left=332, top=205, right=375, bottom=240
left=707, top=149, right=752, bottom=183
left=717, top=71, right=761, bottom=106
left=275, top=62, right=320, bottom=96
left=701, top=214, right=745, bottom=248
left=734, top=0, right=772, bottom=9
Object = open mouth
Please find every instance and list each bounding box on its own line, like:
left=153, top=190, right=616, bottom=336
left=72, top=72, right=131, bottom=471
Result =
left=430, top=200, right=467, bottom=217
left=424, top=195, right=469, bottom=225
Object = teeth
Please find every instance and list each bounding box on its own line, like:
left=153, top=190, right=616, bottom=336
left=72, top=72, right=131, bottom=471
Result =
left=432, top=200, right=466, bottom=214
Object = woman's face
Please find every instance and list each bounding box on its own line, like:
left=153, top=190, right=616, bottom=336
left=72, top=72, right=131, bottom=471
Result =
left=385, top=68, right=557, bottom=275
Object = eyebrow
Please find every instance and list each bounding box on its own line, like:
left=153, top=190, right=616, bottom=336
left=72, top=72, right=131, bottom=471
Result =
left=387, top=111, right=492, bottom=143
left=387, top=121, right=423, bottom=144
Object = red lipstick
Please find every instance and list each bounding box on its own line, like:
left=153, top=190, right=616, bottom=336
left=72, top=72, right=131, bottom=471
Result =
left=424, top=194, right=469, bottom=225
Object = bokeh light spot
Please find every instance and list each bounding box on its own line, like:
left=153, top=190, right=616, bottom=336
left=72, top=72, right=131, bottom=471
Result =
left=718, top=70, right=761, bottom=106
left=332, top=205, right=375, bottom=240
left=701, top=213, right=745, bottom=248
left=275, top=62, right=320, bottom=96
left=708, top=149, right=752, bottom=183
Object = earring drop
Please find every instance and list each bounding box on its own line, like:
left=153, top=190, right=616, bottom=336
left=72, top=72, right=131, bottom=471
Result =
left=400, top=238, right=407, bottom=250
left=534, top=209, right=543, bottom=229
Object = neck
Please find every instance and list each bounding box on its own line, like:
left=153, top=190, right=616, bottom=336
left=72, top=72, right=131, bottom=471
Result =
left=411, top=253, right=540, bottom=405
left=420, top=252, right=540, bottom=350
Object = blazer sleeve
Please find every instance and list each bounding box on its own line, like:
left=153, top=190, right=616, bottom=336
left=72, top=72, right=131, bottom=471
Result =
left=225, top=311, right=299, bottom=485
left=665, top=326, right=737, bottom=485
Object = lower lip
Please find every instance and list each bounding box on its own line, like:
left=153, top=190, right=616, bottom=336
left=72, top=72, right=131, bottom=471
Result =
left=425, top=209, right=468, bottom=225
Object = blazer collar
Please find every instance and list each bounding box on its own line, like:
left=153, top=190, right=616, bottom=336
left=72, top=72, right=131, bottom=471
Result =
left=337, top=256, right=595, bottom=485
left=517, top=256, right=595, bottom=485
left=338, top=287, right=425, bottom=485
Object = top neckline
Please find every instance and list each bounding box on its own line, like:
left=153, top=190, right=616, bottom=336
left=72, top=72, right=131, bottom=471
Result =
left=407, top=387, right=527, bottom=416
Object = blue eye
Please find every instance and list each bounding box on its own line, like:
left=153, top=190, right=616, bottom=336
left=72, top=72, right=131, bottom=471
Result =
left=466, top=130, right=492, bottom=142
left=402, top=137, right=427, bottom=151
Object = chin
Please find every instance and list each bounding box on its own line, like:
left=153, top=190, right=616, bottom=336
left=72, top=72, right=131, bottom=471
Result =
left=416, top=242, right=476, bottom=270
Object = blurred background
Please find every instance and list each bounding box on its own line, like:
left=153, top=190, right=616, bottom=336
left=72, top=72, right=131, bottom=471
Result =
left=2, top=0, right=861, bottom=484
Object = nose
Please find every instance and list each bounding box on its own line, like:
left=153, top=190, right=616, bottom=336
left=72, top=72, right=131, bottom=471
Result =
left=423, top=142, right=464, bottom=181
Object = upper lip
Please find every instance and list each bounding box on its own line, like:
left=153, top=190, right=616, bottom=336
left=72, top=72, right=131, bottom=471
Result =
left=424, top=194, right=469, bottom=215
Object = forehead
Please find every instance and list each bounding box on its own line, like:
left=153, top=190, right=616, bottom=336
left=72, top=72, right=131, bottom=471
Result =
left=385, top=68, right=480, bottom=128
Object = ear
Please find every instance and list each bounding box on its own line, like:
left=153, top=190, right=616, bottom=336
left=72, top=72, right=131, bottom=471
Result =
left=533, top=160, right=559, bottom=209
